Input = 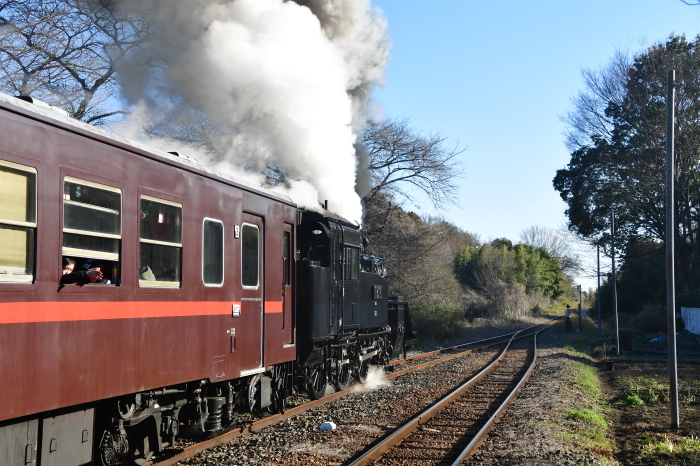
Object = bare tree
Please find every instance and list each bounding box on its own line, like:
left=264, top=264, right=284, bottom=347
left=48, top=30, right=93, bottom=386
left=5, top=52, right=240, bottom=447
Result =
left=0, top=0, right=151, bottom=125
left=361, top=116, right=465, bottom=209
left=560, top=49, right=631, bottom=151
left=519, top=225, right=581, bottom=275
left=363, top=194, right=473, bottom=307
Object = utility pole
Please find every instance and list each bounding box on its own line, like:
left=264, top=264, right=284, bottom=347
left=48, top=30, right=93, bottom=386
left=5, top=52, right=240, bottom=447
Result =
left=666, top=69, right=679, bottom=429
left=577, top=284, right=582, bottom=332
left=597, top=243, right=602, bottom=333
left=611, top=209, right=620, bottom=356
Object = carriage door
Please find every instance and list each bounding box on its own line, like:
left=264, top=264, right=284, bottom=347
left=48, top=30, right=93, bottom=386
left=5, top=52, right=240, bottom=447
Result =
left=240, top=214, right=264, bottom=373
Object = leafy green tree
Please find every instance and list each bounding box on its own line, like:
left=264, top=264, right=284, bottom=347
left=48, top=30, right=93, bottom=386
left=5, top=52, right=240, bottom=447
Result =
left=519, top=225, right=580, bottom=275
left=554, top=35, right=700, bottom=292
left=596, top=237, right=666, bottom=324
left=454, top=239, right=565, bottom=300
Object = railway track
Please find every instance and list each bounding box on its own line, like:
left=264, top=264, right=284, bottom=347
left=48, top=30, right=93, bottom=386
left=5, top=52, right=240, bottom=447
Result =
left=347, top=331, right=542, bottom=466
left=148, top=322, right=553, bottom=466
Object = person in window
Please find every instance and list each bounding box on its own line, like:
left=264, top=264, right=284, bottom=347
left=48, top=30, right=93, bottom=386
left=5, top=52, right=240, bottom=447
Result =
left=139, top=265, right=156, bottom=281
left=61, top=257, right=103, bottom=285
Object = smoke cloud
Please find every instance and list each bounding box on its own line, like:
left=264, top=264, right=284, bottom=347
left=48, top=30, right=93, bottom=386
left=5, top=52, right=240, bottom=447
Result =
left=115, top=0, right=389, bottom=222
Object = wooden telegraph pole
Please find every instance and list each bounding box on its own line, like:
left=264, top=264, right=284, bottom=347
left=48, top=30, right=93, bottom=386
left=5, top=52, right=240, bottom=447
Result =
left=611, top=209, right=619, bottom=356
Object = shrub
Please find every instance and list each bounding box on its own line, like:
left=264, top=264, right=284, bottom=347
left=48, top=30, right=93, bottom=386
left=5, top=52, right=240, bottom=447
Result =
left=624, top=303, right=667, bottom=334
left=411, top=302, right=464, bottom=344
left=623, top=394, right=645, bottom=406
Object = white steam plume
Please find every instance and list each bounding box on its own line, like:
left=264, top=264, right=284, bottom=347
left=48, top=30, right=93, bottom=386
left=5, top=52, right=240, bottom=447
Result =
left=115, top=0, right=389, bottom=222
left=352, top=366, right=391, bottom=392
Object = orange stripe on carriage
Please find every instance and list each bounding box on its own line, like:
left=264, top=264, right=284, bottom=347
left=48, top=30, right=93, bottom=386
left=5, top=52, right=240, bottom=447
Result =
left=0, top=300, right=284, bottom=324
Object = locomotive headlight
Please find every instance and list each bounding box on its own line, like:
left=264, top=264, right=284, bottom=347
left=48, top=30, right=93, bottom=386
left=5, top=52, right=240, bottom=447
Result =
left=312, top=229, right=322, bottom=235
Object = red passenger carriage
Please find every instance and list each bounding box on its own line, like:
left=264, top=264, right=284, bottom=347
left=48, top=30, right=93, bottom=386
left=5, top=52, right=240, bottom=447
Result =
left=0, top=93, right=296, bottom=465
left=0, top=93, right=414, bottom=466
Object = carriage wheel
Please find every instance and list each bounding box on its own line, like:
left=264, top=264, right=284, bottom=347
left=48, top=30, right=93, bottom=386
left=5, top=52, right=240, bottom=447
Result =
left=124, top=420, right=157, bottom=466
left=99, top=429, right=128, bottom=466
left=268, top=365, right=288, bottom=414
left=307, top=366, right=328, bottom=400
left=244, top=375, right=260, bottom=413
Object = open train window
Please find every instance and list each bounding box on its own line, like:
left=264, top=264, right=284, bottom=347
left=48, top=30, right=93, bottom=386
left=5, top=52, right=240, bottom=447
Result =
left=139, top=196, right=182, bottom=288
left=203, top=218, right=224, bottom=286
left=0, top=160, right=36, bottom=284
left=241, top=224, right=259, bottom=288
left=344, top=246, right=359, bottom=281
left=62, top=177, right=121, bottom=284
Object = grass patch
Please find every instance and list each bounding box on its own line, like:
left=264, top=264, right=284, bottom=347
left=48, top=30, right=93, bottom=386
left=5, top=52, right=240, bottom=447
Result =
left=565, top=408, right=609, bottom=430
left=563, top=339, right=588, bottom=353
left=636, top=430, right=700, bottom=465
left=642, top=433, right=700, bottom=454
left=560, top=413, right=614, bottom=452
left=572, top=361, right=602, bottom=397
left=554, top=356, right=614, bottom=456
left=617, top=375, right=700, bottom=405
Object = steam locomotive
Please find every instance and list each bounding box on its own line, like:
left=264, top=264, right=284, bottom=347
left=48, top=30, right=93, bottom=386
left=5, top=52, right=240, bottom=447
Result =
left=0, top=93, right=415, bottom=466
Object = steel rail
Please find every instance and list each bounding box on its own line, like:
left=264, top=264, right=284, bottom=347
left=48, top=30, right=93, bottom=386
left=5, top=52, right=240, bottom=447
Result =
left=388, top=320, right=555, bottom=367
left=386, top=321, right=551, bottom=381
left=345, top=332, right=522, bottom=466
left=345, top=327, right=544, bottom=466
left=147, top=322, right=555, bottom=466
left=450, top=329, right=542, bottom=465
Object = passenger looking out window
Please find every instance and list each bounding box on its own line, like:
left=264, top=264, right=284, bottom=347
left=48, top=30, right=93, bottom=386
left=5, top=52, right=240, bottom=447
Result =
left=60, top=256, right=103, bottom=285
left=62, top=177, right=121, bottom=285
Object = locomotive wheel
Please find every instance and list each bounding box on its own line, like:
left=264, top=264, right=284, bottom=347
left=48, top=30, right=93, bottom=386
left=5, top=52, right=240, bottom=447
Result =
left=334, top=363, right=352, bottom=391
left=307, top=366, right=327, bottom=400
left=382, top=344, right=392, bottom=367
left=355, top=360, right=370, bottom=384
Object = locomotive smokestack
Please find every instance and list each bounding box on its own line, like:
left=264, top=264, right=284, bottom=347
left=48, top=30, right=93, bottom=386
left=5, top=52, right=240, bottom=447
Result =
left=324, top=200, right=328, bottom=210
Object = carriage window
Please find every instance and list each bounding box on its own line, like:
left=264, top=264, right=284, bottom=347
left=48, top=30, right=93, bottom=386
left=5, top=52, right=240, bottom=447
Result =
left=0, top=161, right=36, bottom=284
left=62, top=177, right=121, bottom=284
left=283, top=231, right=290, bottom=287
left=203, top=219, right=224, bottom=286
left=344, top=246, right=359, bottom=281
left=241, top=224, right=259, bottom=288
left=139, top=196, right=182, bottom=288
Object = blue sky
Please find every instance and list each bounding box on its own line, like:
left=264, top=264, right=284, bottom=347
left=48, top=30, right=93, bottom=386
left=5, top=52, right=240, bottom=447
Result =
left=372, top=1, right=700, bottom=247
